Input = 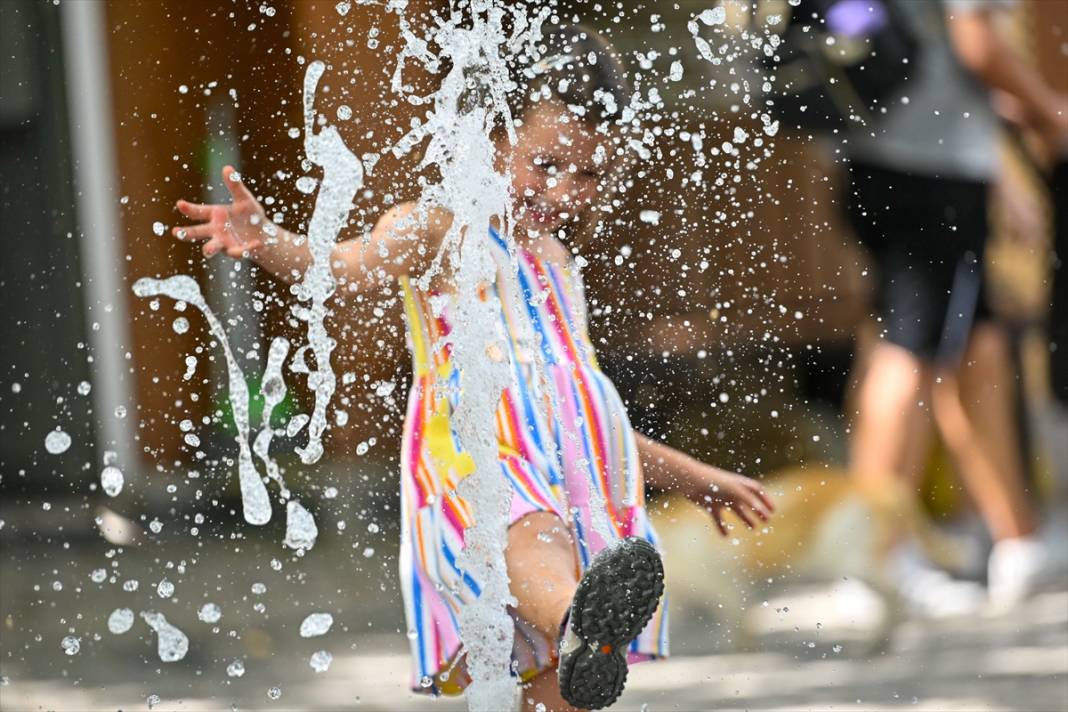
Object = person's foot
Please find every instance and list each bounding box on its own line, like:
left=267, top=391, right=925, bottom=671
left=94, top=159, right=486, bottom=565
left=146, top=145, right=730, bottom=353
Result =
left=557, top=537, right=664, bottom=710
left=888, top=542, right=986, bottom=619
left=987, top=535, right=1050, bottom=613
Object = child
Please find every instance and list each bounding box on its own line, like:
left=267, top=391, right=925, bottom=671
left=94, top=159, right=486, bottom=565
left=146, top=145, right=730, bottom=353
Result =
left=173, top=25, right=773, bottom=712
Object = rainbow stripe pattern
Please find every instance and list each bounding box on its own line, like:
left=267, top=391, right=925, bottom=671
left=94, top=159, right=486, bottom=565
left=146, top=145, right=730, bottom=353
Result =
left=398, top=228, right=668, bottom=694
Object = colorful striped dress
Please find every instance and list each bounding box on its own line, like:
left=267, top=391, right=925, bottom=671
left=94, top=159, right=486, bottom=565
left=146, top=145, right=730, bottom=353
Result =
left=398, top=227, right=668, bottom=694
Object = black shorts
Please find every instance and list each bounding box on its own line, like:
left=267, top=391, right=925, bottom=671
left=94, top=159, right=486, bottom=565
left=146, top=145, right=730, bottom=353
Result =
left=846, top=162, right=992, bottom=361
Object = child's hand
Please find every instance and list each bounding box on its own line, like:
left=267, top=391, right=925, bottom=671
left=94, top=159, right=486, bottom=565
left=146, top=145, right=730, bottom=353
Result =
left=695, top=467, right=775, bottom=537
left=173, top=165, right=269, bottom=259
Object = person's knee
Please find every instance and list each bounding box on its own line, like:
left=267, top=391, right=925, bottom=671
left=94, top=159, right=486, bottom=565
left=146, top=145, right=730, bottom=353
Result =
left=508, top=512, right=573, bottom=548
left=860, top=342, right=930, bottom=404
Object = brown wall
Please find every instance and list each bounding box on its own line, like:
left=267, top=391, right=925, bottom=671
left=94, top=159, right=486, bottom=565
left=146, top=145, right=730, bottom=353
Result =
left=106, top=0, right=437, bottom=464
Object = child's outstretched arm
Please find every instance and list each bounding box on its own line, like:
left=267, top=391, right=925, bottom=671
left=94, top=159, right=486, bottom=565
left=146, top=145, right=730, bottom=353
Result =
left=634, top=432, right=774, bottom=536
left=172, top=165, right=445, bottom=287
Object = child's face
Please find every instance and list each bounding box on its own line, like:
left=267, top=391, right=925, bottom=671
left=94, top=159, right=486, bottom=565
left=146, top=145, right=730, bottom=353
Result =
left=504, top=101, right=608, bottom=237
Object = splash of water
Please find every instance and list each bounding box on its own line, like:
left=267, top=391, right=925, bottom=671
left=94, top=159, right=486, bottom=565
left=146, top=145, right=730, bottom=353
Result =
left=291, top=61, right=364, bottom=465
left=283, top=499, right=318, bottom=551
left=132, top=276, right=272, bottom=525
left=252, top=336, right=291, bottom=499
left=385, top=2, right=547, bottom=708
left=140, top=611, right=189, bottom=662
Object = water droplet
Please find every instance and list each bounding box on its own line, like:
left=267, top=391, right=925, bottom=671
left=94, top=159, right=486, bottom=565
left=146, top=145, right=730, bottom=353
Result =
left=156, top=579, right=175, bottom=599
left=299, top=612, right=333, bottom=638
left=267, top=686, right=282, bottom=700
left=296, top=176, right=318, bottom=194
left=77, top=381, right=92, bottom=396
left=90, top=568, right=107, bottom=583
left=639, top=209, right=661, bottom=225
left=251, top=582, right=267, bottom=595
left=149, top=519, right=163, bottom=534
left=226, top=660, right=246, bottom=678
left=309, top=650, right=333, bottom=673
left=337, top=105, right=352, bottom=121
left=60, top=635, right=80, bottom=656
left=198, top=603, right=222, bottom=624
left=108, top=608, right=135, bottom=634
left=419, top=675, right=433, bottom=688
left=152, top=221, right=166, bottom=236
left=101, top=466, right=124, bottom=496
left=172, top=317, right=189, bottom=334
left=335, top=1, right=351, bottom=16
left=698, top=6, right=726, bottom=25
left=44, top=430, right=71, bottom=455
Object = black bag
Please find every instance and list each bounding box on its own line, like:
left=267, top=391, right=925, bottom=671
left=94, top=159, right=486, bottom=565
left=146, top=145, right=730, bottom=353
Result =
left=763, top=0, right=919, bottom=131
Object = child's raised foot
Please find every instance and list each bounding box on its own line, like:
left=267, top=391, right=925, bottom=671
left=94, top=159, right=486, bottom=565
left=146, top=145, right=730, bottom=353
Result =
left=556, top=537, right=664, bottom=710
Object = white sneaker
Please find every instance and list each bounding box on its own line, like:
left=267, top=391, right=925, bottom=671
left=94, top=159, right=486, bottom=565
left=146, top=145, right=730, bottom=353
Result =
left=888, top=542, right=986, bottom=619
left=987, top=535, right=1050, bottom=613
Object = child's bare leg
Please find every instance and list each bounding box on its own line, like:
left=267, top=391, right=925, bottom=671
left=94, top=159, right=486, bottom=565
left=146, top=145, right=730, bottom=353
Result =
left=933, top=324, right=1037, bottom=540
left=507, top=511, right=579, bottom=640
left=520, top=669, right=585, bottom=712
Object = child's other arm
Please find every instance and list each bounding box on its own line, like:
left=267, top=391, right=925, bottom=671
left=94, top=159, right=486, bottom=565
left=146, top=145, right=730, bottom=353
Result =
left=634, top=431, right=774, bottom=536
left=173, top=166, right=446, bottom=288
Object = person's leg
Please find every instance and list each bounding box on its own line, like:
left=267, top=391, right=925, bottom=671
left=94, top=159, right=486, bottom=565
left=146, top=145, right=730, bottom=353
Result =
left=849, top=338, right=934, bottom=487
left=506, top=511, right=579, bottom=640
left=519, top=669, right=584, bottom=712
left=932, top=322, right=1037, bottom=541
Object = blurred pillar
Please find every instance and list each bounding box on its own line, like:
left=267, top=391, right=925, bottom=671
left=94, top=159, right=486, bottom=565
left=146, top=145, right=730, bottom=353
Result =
left=60, top=0, right=137, bottom=469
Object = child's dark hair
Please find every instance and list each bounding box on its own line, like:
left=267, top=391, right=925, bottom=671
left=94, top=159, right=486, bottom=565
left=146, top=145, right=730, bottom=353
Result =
left=509, top=24, right=629, bottom=127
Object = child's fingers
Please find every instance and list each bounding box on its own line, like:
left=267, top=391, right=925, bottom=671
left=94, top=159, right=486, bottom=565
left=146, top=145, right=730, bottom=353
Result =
left=712, top=513, right=729, bottom=537
left=173, top=224, right=213, bottom=241
left=742, top=493, right=769, bottom=523
left=744, top=489, right=772, bottom=520
left=746, top=480, right=775, bottom=512
left=203, top=237, right=223, bottom=257
left=730, top=502, right=755, bottom=529
left=225, top=239, right=262, bottom=258
left=176, top=199, right=215, bottom=220
left=222, top=165, right=256, bottom=204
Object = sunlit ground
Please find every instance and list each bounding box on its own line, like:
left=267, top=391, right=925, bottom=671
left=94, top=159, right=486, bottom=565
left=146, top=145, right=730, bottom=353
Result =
left=2, top=495, right=1065, bottom=712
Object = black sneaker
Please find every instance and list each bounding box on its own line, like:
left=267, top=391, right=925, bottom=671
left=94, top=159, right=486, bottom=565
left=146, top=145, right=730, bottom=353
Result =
left=556, top=537, right=664, bottom=709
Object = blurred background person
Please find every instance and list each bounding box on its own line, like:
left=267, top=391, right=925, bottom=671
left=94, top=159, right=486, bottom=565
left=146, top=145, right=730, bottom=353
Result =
left=843, top=0, right=1068, bottom=615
